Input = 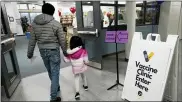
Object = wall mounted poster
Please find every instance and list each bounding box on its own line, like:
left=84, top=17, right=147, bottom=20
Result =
left=122, top=39, right=174, bottom=101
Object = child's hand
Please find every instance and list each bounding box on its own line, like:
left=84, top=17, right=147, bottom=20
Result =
left=63, top=51, right=68, bottom=57
left=63, top=56, right=70, bottom=63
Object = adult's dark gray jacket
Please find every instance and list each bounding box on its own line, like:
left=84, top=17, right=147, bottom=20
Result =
left=27, top=14, right=66, bottom=57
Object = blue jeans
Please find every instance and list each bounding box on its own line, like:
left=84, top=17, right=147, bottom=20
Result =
left=39, top=48, right=61, bottom=100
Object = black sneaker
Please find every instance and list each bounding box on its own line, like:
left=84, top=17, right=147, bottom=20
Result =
left=50, top=97, right=61, bottom=102
left=56, top=86, right=61, bottom=101
left=83, top=85, right=88, bottom=91
left=75, top=92, right=80, bottom=100
left=56, top=97, right=61, bottom=101
left=50, top=99, right=56, bottom=102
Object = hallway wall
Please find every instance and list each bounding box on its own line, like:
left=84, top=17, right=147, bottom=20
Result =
left=76, top=1, right=158, bottom=60
left=136, top=25, right=158, bottom=39
left=158, top=2, right=181, bottom=41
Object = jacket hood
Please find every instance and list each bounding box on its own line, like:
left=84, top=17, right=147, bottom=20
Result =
left=67, top=46, right=87, bottom=59
left=33, top=14, right=54, bottom=25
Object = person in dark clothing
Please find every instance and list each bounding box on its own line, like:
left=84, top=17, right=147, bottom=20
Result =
left=107, top=14, right=115, bottom=31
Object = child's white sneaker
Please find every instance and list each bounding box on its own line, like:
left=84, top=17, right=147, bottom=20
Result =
left=83, top=85, right=88, bottom=91
left=75, top=92, right=80, bottom=100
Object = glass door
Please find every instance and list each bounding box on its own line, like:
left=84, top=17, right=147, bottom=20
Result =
left=76, top=1, right=102, bottom=69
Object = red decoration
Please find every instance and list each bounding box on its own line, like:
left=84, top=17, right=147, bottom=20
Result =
left=70, top=7, right=76, bottom=14
left=107, top=12, right=111, bottom=17
left=58, top=10, right=61, bottom=16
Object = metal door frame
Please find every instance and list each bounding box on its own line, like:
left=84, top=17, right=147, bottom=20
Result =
left=1, top=2, right=21, bottom=98
left=76, top=1, right=103, bottom=69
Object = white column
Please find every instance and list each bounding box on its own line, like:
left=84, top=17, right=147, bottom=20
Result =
left=158, top=2, right=182, bottom=101
left=158, top=2, right=181, bottom=41
left=158, top=2, right=171, bottom=41
left=125, top=1, right=136, bottom=59
left=179, top=2, right=182, bottom=40
left=47, top=2, right=60, bottom=22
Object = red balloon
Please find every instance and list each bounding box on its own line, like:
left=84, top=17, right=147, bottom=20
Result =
left=70, top=7, right=76, bottom=14
left=58, top=10, right=61, bottom=16
left=107, top=12, right=111, bottom=17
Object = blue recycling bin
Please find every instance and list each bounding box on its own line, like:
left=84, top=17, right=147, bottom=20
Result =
left=26, top=32, right=31, bottom=39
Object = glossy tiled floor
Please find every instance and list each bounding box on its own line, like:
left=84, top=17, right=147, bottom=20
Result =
left=3, top=36, right=127, bottom=101
left=5, top=39, right=181, bottom=101
left=7, top=65, right=127, bottom=101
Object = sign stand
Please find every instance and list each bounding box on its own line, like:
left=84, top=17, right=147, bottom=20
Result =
left=107, top=41, right=124, bottom=90
left=105, top=30, right=128, bottom=90
left=121, top=33, right=179, bottom=101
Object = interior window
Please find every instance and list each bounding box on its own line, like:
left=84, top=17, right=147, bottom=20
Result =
left=30, top=13, right=41, bottom=23
left=136, top=7, right=144, bottom=25
left=118, top=2, right=126, bottom=4
left=100, top=1, right=115, bottom=4
left=145, top=7, right=157, bottom=24
left=28, top=4, right=41, bottom=10
left=18, top=4, right=28, bottom=9
left=82, top=3, right=94, bottom=28
left=118, top=7, right=126, bottom=25
left=101, top=6, right=115, bottom=27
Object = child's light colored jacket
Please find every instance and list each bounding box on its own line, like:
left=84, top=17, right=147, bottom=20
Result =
left=64, top=47, right=89, bottom=74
